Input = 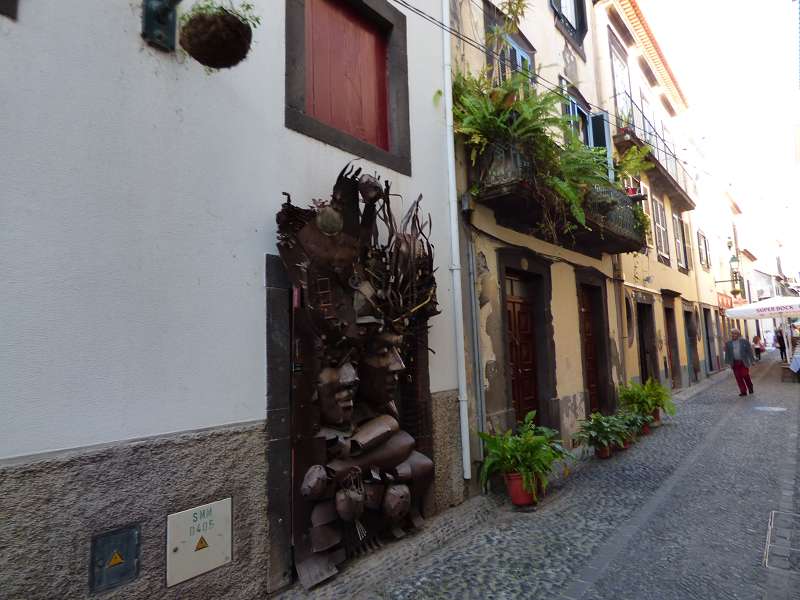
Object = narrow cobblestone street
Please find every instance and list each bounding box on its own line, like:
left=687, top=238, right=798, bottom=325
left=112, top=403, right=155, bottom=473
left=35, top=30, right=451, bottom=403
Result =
left=290, top=353, right=800, bottom=600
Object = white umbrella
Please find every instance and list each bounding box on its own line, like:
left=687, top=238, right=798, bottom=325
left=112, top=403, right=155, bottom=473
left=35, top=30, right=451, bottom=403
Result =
left=725, top=295, right=800, bottom=319
left=726, top=296, right=800, bottom=366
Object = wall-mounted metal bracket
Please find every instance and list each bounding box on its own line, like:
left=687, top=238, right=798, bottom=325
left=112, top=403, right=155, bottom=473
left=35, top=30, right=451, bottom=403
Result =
left=142, top=0, right=182, bottom=51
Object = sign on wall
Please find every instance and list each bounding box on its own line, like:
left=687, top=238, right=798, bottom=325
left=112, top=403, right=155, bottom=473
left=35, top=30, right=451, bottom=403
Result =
left=166, top=498, right=232, bottom=587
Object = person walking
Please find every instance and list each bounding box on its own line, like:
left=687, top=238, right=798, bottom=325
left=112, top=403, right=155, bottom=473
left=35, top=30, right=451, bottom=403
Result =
left=725, top=329, right=754, bottom=396
left=753, top=335, right=763, bottom=361
left=775, top=328, right=787, bottom=362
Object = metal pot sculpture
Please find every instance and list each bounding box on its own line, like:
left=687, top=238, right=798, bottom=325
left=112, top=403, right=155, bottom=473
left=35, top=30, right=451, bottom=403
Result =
left=277, top=165, right=438, bottom=589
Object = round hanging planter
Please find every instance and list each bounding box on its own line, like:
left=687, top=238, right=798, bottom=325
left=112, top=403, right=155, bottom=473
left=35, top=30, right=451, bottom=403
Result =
left=180, top=9, right=253, bottom=69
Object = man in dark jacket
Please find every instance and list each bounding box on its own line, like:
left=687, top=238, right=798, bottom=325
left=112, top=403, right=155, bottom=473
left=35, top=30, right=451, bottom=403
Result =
left=724, top=329, right=755, bottom=396
left=775, top=328, right=787, bottom=362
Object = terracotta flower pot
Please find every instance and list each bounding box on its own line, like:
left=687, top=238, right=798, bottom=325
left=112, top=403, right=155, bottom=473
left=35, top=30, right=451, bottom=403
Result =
left=504, top=472, right=536, bottom=506
left=651, top=408, right=661, bottom=427
left=595, top=446, right=613, bottom=459
left=180, top=9, right=253, bottom=69
left=615, top=439, right=631, bottom=451
left=639, top=423, right=651, bottom=436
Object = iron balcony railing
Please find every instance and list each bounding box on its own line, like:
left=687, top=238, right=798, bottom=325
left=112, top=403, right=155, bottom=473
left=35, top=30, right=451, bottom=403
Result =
left=613, top=92, right=696, bottom=199
left=474, top=143, right=645, bottom=249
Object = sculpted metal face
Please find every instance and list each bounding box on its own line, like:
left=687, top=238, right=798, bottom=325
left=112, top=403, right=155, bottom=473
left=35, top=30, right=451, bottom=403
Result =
left=359, top=332, right=405, bottom=410
left=317, top=362, right=358, bottom=429
left=277, top=165, right=438, bottom=590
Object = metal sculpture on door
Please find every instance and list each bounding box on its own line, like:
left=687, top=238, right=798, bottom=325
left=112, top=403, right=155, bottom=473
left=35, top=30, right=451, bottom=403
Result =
left=276, top=165, right=438, bottom=589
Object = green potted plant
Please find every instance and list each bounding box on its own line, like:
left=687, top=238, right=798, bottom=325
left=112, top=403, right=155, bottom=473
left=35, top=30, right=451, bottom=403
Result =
left=617, top=411, right=653, bottom=446
left=618, top=381, right=654, bottom=434
left=478, top=411, right=568, bottom=506
left=573, top=413, right=626, bottom=459
left=180, top=1, right=261, bottom=69
left=519, top=411, right=572, bottom=496
left=643, top=378, right=676, bottom=425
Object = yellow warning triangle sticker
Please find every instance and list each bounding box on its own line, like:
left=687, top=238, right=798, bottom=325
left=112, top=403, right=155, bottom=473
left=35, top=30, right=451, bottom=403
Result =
left=107, top=550, right=124, bottom=567
left=195, top=536, right=209, bottom=551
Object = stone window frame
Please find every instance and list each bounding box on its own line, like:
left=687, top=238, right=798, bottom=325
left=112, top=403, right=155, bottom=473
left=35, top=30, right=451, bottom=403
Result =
left=285, top=0, right=412, bottom=175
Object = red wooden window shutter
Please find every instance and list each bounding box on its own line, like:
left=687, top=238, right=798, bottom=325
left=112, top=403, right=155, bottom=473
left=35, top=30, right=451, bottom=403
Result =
left=305, top=0, right=389, bottom=150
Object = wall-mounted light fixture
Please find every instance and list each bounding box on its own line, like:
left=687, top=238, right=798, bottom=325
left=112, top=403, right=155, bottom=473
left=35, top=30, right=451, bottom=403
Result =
left=142, top=0, right=183, bottom=51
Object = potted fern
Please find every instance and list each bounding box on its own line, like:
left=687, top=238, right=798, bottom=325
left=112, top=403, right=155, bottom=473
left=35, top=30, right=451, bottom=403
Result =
left=643, top=378, right=676, bottom=425
left=180, top=1, right=260, bottom=69
left=573, top=413, right=626, bottom=459
left=478, top=412, right=568, bottom=506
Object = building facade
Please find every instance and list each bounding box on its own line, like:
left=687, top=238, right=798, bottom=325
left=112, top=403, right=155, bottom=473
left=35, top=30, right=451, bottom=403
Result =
left=1, top=1, right=466, bottom=597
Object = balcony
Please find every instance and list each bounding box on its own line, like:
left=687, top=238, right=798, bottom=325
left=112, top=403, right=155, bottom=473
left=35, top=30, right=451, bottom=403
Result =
left=612, top=92, right=696, bottom=211
left=471, top=144, right=646, bottom=256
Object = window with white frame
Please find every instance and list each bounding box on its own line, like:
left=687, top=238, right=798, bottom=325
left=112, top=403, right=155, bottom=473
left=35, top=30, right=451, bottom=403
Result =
left=697, top=231, right=711, bottom=268
left=496, top=36, right=534, bottom=83
left=652, top=196, right=670, bottom=260
left=639, top=182, right=654, bottom=248
left=673, top=212, right=688, bottom=269
left=560, top=77, right=590, bottom=144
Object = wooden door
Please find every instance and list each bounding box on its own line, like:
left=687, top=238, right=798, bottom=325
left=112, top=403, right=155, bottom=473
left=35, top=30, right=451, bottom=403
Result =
left=664, top=307, right=681, bottom=389
left=506, top=274, right=538, bottom=422
left=579, top=285, right=601, bottom=413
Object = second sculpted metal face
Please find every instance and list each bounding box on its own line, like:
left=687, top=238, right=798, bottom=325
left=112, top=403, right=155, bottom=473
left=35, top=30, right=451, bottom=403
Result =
left=277, top=164, right=439, bottom=589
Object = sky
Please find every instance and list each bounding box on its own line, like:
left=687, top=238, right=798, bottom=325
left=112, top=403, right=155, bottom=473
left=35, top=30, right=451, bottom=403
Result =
left=637, top=0, right=800, bottom=276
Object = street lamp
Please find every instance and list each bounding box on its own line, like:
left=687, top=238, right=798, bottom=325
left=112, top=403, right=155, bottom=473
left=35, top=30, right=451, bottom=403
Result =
left=729, top=255, right=741, bottom=296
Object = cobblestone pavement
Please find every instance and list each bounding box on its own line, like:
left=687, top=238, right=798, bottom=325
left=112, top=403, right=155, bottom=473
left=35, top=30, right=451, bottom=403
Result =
left=313, top=353, right=800, bottom=599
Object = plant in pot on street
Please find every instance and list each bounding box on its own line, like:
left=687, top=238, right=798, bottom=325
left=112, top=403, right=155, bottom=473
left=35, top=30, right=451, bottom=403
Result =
left=519, top=410, right=572, bottom=476
left=573, top=413, right=626, bottom=459
left=618, top=411, right=653, bottom=444
left=478, top=412, right=565, bottom=506
left=619, top=381, right=654, bottom=413
left=644, top=377, right=676, bottom=425
left=180, top=1, right=261, bottom=70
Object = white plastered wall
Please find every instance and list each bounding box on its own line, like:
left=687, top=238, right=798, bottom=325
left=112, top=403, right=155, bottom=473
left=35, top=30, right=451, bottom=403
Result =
left=0, top=2, right=457, bottom=458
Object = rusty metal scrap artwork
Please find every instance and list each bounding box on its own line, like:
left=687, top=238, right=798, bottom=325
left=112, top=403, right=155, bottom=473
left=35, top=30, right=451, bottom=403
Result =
left=277, top=164, right=439, bottom=589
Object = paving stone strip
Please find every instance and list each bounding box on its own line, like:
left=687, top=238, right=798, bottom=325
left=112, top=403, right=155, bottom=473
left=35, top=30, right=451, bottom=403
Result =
left=276, top=354, right=800, bottom=600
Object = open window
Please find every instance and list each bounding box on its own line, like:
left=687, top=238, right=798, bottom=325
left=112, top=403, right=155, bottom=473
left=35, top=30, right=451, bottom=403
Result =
left=673, top=212, right=688, bottom=271
left=652, top=196, right=670, bottom=263
left=484, top=1, right=536, bottom=84
left=550, top=0, right=588, bottom=51
left=697, top=231, right=711, bottom=269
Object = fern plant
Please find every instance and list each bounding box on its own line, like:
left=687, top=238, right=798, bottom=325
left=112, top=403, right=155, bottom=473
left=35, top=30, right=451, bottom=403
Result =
left=478, top=411, right=570, bottom=499
left=644, top=378, right=676, bottom=416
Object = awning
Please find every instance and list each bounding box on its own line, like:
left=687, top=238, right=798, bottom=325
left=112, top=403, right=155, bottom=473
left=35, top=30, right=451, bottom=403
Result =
left=725, top=295, right=800, bottom=319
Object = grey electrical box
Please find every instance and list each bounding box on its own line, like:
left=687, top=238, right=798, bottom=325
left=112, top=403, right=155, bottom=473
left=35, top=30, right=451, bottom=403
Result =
left=90, top=525, right=141, bottom=593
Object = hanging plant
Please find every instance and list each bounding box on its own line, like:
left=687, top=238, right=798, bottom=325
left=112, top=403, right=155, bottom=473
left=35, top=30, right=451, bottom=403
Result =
left=179, top=1, right=261, bottom=70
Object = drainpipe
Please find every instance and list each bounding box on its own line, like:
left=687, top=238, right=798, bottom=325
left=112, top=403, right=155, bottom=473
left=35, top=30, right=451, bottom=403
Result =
left=442, top=0, right=472, bottom=480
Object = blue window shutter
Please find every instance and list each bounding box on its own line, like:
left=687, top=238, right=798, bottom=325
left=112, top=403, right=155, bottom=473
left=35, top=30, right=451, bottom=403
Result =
left=590, top=112, right=614, bottom=182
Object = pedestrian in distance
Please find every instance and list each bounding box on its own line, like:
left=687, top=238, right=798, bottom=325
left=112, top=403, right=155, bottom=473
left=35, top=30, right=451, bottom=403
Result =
left=775, top=328, right=787, bottom=362
left=752, top=335, right=763, bottom=361
left=724, top=329, right=754, bottom=397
